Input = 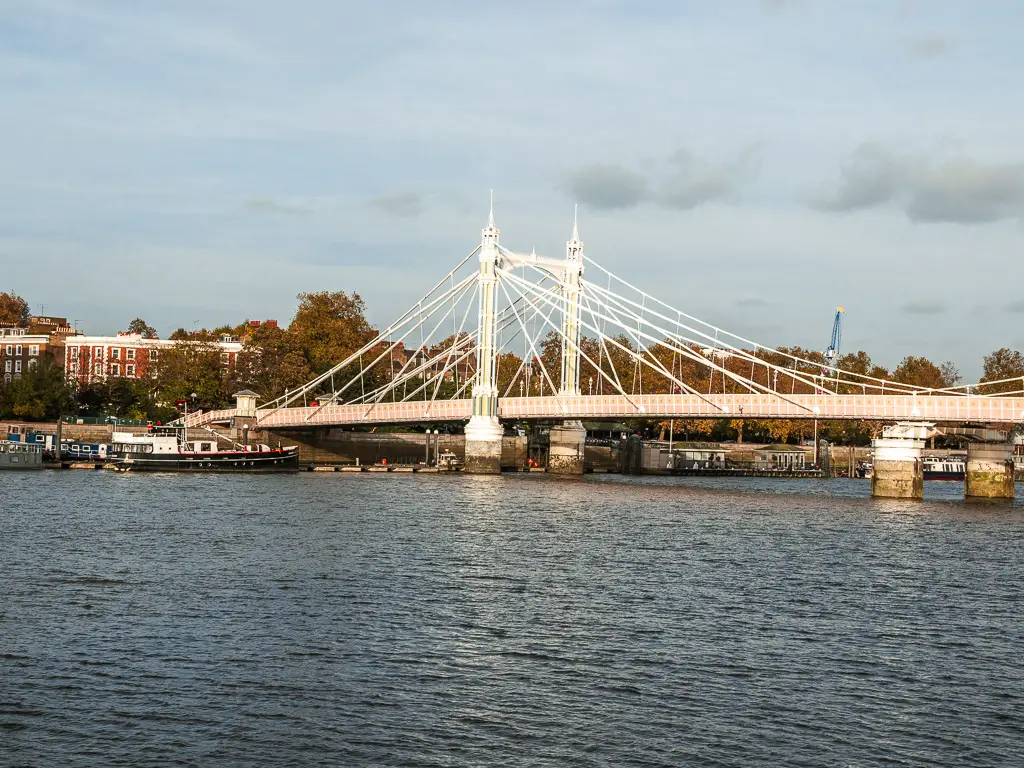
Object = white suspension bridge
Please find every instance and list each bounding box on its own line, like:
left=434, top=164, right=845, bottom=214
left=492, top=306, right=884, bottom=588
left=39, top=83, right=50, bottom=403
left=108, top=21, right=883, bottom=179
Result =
left=185, top=202, right=1023, bottom=495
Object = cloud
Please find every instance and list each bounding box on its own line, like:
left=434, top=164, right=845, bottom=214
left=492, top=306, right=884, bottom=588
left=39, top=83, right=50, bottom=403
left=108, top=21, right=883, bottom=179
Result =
left=368, top=191, right=424, bottom=218
left=568, top=148, right=759, bottom=211
left=245, top=197, right=311, bottom=216
left=813, top=144, right=1024, bottom=224
left=567, top=164, right=649, bottom=210
left=904, top=36, right=954, bottom=57
left=902, top=299, right=946, bottom=315
left=1006, top=300, right=1024, bottom=313
left=737, top=297, right=770, bottom=308
left=656, top=147, right=760, bottom=210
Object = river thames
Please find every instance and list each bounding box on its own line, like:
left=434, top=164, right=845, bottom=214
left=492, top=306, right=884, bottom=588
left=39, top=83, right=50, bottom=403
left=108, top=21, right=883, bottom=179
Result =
left=2, top=472, right=1022, bottom=766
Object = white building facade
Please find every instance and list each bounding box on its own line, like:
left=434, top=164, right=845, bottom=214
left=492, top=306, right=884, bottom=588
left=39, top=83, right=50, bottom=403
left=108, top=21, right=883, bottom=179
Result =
left=65, top=333, right=243, bottom=386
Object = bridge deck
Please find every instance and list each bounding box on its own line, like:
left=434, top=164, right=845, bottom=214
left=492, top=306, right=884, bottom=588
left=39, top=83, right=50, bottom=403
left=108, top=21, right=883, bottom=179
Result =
left=186, top=394, right=1024, bottom=428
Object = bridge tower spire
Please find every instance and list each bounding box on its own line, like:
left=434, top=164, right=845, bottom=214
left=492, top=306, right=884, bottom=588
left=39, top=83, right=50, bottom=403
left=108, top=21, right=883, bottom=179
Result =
left=548, top=207, right=588, bottom=475
left=463, top=193, right=505, bottom=474
left=560, top=205, right=584, bottom=396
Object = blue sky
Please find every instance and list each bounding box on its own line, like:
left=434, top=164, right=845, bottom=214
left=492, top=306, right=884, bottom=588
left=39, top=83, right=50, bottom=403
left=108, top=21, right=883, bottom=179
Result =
left=1, top=0, right=1022, bottom=378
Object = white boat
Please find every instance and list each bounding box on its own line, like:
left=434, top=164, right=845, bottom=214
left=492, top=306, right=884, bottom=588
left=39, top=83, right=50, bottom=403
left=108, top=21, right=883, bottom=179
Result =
left=0, top=440, right=44, bottom=470
left=923, top=455, right=965, bottom=481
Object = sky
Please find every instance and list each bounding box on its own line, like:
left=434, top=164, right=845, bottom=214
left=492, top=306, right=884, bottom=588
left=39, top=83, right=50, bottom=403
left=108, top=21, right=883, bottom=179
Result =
left=1, top=0, right=1022, bottom=380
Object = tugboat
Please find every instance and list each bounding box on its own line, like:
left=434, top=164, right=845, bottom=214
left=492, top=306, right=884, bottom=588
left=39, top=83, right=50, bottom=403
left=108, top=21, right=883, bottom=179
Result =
left=106, top=425, right=299, bottom=472
left=922, top=455, right=965, bottom=481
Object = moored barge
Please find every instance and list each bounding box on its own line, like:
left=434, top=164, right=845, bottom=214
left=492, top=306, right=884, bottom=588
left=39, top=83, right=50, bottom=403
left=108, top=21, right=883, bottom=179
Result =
left=107, top=426, right=298, bottom=472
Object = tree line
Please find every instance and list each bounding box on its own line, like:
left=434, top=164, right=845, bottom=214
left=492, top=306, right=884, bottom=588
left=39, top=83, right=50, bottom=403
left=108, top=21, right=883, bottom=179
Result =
left=1, top=288, right=1023, bottom=445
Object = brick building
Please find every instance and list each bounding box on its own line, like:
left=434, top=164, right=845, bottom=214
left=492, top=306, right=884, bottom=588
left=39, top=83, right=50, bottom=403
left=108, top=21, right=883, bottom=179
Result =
left=65, top=333, right=243, bottom=386
left=0, top=316, right=81, bottom=382
left=0, top=328, right=51, bottom=382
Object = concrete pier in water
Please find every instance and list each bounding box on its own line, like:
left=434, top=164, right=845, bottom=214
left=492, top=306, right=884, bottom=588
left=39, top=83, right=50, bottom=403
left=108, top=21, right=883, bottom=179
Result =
left=965, top=442, right=1015, bottom=499
left=871, top=424, right=927, bottom=499
left=547, top=421, right=587, bottom=475
left=463, top=417, right=503, bottom=474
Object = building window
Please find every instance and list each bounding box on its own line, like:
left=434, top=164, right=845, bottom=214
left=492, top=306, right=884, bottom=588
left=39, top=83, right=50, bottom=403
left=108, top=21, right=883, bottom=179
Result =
left=126, top=349, right=135, bottom=360
left=3, top=360, right=10, bottom=373
left=149, top=349, right=158, bottom=360
left=70, top=362, right=78, bottom=373
left=126, top=364, right=135, bottom=377
left=94, top=363, right=102, bottom=375
left=2, top=374, right=9, bottom=383
left=28, top=359, right=37, bottom=370
left=14, top=360, right=22, bottom=373
left=5, top=344, right=11, bottom=355
left=94, top=347, right=103, bottom=358
left=15, top=345, right=22, bottom=356
left=29, top=345, right=39, bottom=356
left=112, top=348, right=121, bottom=360
left=111, top=363, right=120, bottom=376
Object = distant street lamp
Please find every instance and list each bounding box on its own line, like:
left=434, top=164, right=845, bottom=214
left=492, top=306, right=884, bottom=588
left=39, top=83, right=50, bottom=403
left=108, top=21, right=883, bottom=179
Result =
left=588, top=377, right=593, bottom=395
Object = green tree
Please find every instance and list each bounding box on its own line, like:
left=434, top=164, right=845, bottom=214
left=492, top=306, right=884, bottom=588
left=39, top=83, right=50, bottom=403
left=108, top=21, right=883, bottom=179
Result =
left=168, top=328, right=190, bottom=341
left=127, top=318, right=158, bottom=338
left=156, top=339, right=227, bottom=408
left=0, top=358, right=73, bottom=420
left=0, top=291, right=30, bottom=326
left=980, top=348, right=1024, bottom=394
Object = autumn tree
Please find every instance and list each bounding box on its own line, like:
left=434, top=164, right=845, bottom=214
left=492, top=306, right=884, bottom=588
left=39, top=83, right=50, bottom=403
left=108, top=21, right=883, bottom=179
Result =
left=234, top=323, right=314, bottom=400
left=892, top=356, right=959, bottom=389
left=290, top=291, right=376, bottom=375
left=0, top=291, right=30, bottom=326
left=168, top=328, right=190, bottom=341
left=980, top=348, right=1024, bottom=394
left=127, top=317, right=158, bottom=338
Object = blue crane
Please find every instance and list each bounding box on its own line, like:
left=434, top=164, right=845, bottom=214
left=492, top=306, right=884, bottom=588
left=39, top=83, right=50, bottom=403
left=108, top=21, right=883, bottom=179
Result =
left=824, top=306, right=844, bottom=371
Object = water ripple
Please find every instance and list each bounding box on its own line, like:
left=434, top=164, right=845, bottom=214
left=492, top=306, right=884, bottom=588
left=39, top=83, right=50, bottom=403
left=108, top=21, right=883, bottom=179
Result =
left=1, top=471, right=1022, bottom=766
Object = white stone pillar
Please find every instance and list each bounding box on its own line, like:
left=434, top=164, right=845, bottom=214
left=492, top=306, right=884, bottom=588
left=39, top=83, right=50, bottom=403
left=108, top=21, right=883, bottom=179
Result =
left=547, top=216, right=587, bottom=476
left=464, top=204, right=504, bottom=474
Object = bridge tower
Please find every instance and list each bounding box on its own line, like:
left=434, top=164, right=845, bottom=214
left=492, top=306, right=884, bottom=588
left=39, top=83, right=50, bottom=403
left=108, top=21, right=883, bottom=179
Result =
left=463, top=199, right=505, bottom=474
left=547, top=212, right=588, bottom=475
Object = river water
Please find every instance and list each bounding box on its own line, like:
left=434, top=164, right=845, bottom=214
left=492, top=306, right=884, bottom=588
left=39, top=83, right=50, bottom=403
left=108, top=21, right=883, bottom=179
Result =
left=2, top=472, right=1022, bottom=767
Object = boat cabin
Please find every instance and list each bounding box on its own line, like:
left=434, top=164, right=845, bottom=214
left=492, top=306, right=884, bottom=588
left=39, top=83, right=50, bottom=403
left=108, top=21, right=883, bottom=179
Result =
left=755, top=445, right=808, bottom=470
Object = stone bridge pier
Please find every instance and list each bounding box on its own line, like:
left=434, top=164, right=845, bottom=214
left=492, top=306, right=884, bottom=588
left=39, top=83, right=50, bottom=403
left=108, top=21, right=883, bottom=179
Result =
left=965, top=441, right=1015, bottom=499
left=547, top=420, right=587, bottom=475
left=870, top=423, right=927, bottom=499
left=871, top=422, right=1017, bottom=500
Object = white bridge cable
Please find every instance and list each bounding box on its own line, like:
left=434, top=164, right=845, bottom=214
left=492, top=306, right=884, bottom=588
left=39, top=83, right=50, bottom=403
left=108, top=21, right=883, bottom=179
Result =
left=583, top=283, right=757, bottom=396
left=499, top=268, right=656, bottom=411
left=345, top=289, right=552, bottom=409
left=507, top=266, right=810, bottom=413
left=586, top=277, right=844, bottom=397
left=582, top=256, right=951, bottom=396
left=495, top=272, right=567, bottom=410
left=585, top=279, right=825, bottom=406
left=260, top=248, right=481, bottom=413
left=342, top=277, right=478, bottom=405
left=577, top=289, right=665, bottom=414
left=500, top=268, right=716, bottom=414
left=583, top=275, right=929, bottom=398
left=295, top=273, right=479, bottom=422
